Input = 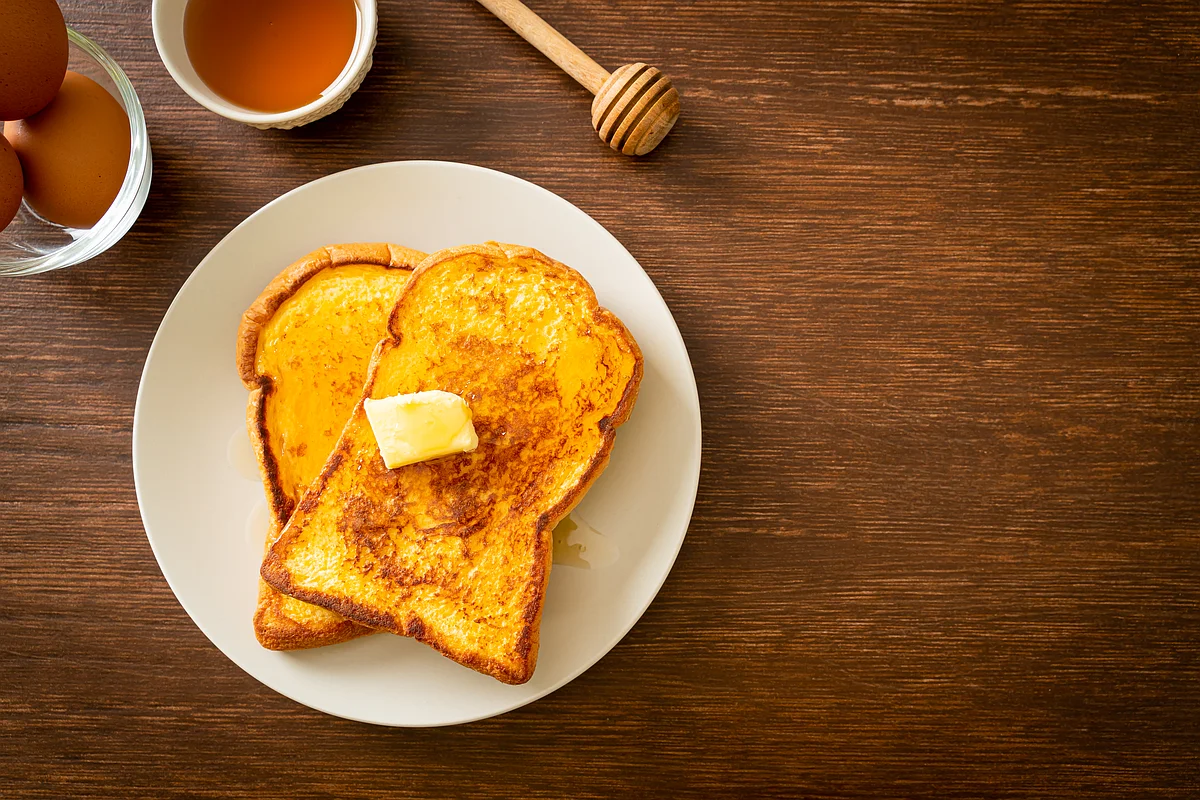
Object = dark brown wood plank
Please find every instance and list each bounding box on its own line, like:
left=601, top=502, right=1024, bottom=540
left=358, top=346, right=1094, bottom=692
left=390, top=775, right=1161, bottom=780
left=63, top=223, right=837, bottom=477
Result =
left=1, top=0, right=1197, bottom=797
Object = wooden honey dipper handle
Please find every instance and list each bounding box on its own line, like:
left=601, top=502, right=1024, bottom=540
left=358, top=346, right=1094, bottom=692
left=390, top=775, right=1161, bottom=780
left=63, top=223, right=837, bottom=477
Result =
left=475, top=0, right=610, bottom=94
left=474, top=0, right=681, bottom=155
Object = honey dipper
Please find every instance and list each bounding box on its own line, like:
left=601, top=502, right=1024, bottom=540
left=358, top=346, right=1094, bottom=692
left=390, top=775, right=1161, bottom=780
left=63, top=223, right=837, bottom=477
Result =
left=474, top=0, right=681, bottom=155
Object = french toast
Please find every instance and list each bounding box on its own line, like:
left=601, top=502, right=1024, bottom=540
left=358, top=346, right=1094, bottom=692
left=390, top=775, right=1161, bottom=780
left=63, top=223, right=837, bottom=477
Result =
left=237, top=242, right=426, bottom=650
left=261, top=243, right=643, bottom=683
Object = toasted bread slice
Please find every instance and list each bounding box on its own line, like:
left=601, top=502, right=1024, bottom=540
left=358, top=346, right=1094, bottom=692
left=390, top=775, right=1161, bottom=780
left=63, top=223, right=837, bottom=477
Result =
left=261, top=243, right=643, bottom=683
left=237, top=242, right=426, bottom=650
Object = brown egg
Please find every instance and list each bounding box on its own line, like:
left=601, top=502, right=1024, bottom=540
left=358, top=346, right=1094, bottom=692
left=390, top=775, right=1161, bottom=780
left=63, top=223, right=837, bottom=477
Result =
left=0, top=0, right=69, bottom=120
left=0, top=134, right=23, bottom=232
left=5, top=71, right=130, bottom=229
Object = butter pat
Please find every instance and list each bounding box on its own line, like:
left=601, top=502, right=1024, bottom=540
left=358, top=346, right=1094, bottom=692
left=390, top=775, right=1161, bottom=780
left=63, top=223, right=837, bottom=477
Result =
left=363, top=390, right=479, bottom=469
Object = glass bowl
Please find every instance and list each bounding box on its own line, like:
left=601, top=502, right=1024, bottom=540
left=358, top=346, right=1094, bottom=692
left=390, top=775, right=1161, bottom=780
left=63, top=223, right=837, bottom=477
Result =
left=0, top=29, right=153, bottom=277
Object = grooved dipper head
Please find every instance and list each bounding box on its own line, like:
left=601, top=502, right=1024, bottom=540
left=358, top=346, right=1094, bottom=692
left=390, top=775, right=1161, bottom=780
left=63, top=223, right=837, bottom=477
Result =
left=590, top=63, right=681, bottom=156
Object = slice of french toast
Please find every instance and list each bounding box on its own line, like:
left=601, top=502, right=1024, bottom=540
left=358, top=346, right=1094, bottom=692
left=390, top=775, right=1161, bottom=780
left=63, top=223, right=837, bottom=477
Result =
left=261, top=243, right=643, bottom=683
left=237, top=242, right=426, bottom=650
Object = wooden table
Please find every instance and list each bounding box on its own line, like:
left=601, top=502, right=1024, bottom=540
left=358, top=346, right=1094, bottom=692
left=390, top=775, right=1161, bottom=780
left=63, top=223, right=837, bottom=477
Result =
left=3, top=1, right=1197, bottom=796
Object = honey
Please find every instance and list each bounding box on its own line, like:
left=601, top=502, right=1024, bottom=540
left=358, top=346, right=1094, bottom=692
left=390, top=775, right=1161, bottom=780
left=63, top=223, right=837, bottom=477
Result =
left=184, top=0, right=358, bottom=114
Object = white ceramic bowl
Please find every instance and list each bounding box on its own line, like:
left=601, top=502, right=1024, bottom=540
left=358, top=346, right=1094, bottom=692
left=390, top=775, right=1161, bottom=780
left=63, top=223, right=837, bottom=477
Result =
left=151, top=0, right=377, bottom=129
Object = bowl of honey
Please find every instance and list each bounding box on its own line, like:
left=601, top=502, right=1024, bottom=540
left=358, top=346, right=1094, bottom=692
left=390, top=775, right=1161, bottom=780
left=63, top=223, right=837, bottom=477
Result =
left=152, top=0, right=376, bottom=129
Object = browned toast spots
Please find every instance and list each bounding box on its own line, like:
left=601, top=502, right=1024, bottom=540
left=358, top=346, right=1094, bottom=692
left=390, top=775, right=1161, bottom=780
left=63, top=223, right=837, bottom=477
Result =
left=261, top=243, right=643, bottom=682
left=237, top=242, right=426, bottom=650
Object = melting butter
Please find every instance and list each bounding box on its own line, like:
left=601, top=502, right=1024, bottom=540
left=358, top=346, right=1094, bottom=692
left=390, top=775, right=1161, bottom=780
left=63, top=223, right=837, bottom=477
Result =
left=364, top=390, right=478, bottom=469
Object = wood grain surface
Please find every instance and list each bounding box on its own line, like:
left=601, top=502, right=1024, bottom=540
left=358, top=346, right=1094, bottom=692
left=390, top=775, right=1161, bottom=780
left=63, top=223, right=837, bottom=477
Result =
left=2, top=1, right=1198, bottom=797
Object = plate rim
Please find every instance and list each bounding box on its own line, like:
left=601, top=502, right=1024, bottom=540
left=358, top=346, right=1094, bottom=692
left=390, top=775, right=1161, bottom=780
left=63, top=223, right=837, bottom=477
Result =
left=132, top=160, right=702, bottom=726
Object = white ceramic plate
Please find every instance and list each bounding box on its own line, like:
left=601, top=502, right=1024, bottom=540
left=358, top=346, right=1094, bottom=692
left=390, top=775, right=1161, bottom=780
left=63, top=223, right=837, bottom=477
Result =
left=133, top=161, right=701, bottom=726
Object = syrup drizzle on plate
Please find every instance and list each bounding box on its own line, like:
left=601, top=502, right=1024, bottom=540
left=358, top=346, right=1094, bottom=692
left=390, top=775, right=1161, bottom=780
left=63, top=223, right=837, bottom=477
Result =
left=227, top=427, right=260, bottom=482
left=245, top=500, right=270, bottom=550
left=552, top=515, right=620, bottom=569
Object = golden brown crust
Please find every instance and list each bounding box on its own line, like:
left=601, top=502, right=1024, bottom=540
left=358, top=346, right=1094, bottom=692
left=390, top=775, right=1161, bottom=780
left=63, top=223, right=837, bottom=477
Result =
left=245, top=381, right=289, bottom=538
left=252, top=527, right=367, bottom=650
left=239, top=242, right=426, bottom=651
left=261, top=242, right=644, bottom=680
left=253, top=605, right=368, bottom=650
left=237, top=243, right=427, bottom=388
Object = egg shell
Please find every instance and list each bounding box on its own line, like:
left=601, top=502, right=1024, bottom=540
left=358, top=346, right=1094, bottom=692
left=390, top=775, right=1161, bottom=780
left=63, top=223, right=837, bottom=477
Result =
left=0, top=0, right=69, bottom=120
left=0, top=134, right=22, bottom=232
left=5, top=71, right=131, bottom=229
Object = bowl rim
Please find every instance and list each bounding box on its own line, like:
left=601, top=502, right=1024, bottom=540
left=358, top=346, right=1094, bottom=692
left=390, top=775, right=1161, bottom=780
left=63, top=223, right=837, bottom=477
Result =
left=151, top=0, right=378, bottom=126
